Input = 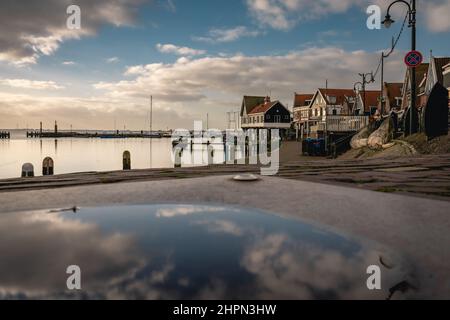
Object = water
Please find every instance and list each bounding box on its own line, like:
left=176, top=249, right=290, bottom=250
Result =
left=0, top=204, right=415, bottom=299
left=0, top=131, right=243, bottom=179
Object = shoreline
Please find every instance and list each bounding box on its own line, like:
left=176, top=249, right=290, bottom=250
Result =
left=1, top=150, right=450, bottom=201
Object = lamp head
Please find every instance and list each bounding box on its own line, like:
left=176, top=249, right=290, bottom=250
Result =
left=382, top=14, right=395, bottom=28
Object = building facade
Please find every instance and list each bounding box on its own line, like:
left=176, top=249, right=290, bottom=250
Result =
left=240, top=96, right=291, bottom=130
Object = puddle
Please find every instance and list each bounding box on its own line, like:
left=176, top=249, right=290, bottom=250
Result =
left=0, top=204, right=418, bottom=300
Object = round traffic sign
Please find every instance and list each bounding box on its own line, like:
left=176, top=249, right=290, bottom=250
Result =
left=404, top=50, right=423, bottom=67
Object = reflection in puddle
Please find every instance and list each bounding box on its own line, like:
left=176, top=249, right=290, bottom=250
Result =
left=0, top=204, right=417, bottom=299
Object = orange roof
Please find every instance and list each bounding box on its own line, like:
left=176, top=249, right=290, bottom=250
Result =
left=360, top=90, right=381, bottom=112
left=318, top=88, right=355, bottom=105
left=248, top=101, right=279, bottom=114
left=384, top=83, right=402, bottom=106
left=294, top=93, right=314, bottom=108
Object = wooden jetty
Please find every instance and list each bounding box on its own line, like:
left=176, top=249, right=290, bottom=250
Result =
left=0, top=131, right=10, bottom=139
left=26, top=130, right=166, bottom=139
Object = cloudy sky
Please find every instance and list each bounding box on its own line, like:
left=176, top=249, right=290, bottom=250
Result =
left=0, top=0, right=449, bottom=130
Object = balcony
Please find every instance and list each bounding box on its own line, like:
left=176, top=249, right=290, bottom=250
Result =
left=310, top=116, right=369, bottom=133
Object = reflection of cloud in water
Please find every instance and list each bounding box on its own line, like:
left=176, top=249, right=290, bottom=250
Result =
left=0, top=212, right=143, bottom=299
left=155, top=205, right=238, bottom=218
left=241, top=234, right=395, bottom=300
left=193, top=219, right=243, bottom=236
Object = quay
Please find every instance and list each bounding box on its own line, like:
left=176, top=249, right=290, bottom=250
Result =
left=26, top=130, right=167, bottom=139
left=0, top=131, right=10, bottom=139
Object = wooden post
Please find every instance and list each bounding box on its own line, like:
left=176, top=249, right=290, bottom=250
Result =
left=123, top=151, right=131, bottom=170
left=21, top=163, right=34, bottom=178
left=42, top=157, right=54, bottom=176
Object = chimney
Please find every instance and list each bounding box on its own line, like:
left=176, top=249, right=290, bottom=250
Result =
left=264, top=96, right=271, bottom=104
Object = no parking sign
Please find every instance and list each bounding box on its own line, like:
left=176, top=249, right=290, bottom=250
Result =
left=404, top=50, right=423, bottom=67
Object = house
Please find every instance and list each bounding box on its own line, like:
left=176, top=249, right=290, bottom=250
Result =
left=292, top=93, right=314, bottom=139
left=444, top=63, right=450, bottom=92
left=354, top=90, right=382, bottom=116
left=400, top=63, right=429, bottom=110
left=240, top=96, right=291, bottom=131
left=444, top=63, right=450, bottom=108
left=417, top=56, right=450, bottom=109
left=299, top=88, right=368, bottom=139
left=379, top=82, right=403, bottom=113
left=309, top=88, right=356, bottom=119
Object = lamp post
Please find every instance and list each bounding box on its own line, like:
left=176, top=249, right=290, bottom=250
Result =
left=353, top=82, right=363, bottom=115
left=354, top=72, right=375, bottom=115
left=382, top=0, right=417, bottom=136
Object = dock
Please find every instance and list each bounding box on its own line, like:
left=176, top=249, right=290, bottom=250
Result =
left=0, top=131, right=10, bottom=139
left=26, top=130, right=168, bottom=139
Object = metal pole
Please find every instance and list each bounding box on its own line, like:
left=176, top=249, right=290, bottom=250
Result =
left=381, top=54, right=384, bottom=115
left=150, top=95, right=153, bottom=134
left=410, top=0, right=417, bottom=136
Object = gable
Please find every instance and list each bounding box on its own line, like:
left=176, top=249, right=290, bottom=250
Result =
left=240, top=96, right=266, bottom=116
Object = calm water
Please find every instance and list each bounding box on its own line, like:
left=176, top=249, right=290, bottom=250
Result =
left=0, top=204, right=415, bottom=299
left=0, top=131, right=243, bottom=179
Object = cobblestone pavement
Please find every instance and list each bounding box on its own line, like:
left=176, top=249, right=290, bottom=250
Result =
left=1, top=153, right=449, bottom=201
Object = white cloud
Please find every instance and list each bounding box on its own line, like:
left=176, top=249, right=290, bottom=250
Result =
left=193, top=26, right=261, bottom=43
left=246, top=0, right=450, bottom=32
left=424, top=0, right=450, bottom=32
left=0, top=0, right=144, bottom=66
left=62, top=61, right=76, bottom=66
left=156, top=43, right=206, bottom=56
left=107, top=57, right=120, bottom=63
left=0, top=48, right=405, bottom=130
left=0, top=78, right=65, bottom=90
left=95, top=46, right=404, bottom=105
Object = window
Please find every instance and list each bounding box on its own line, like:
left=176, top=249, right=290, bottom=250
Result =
left=266, top=114, right=271, bottom=120
left=332, top=109, right=337, bottom=115
left=370, top=107, right=378, bottom=115
left=284, top=115, right=289, bottom=120
left=274, top=115, right=281, bottom=122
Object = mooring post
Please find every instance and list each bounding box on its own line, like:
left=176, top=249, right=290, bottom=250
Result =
left=42, top=157, right=54, bottom=176
left=21, top=163, right=34, bottom=178
left=123, top=151, right=131, bottom=170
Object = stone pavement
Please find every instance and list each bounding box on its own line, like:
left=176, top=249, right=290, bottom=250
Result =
left=0, top=152, right=449, bottom=200
left=1, top=175, right=450, bottom=298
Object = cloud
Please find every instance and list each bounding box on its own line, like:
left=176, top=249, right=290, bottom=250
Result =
left=0, top=47, right=405, bottom=130
left=107, top=57, right=120, bottom=63
left=62, top=61, right=76, bottom=65
left=0, top=0, right=145, bottom=66
left=424, top=0, right=450, bottom=32
left=96, top=46, right=404, bottom=104
left=193, top=26, right=261, bottom=43
left=0, top=78, right=65, bottom=90
left=166, top=0, right=176, bottom=12
left=245, top=0, right=450, bottom=32
left=156, top=43, right=206, bottom=56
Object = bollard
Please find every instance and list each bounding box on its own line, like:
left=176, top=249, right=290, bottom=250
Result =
left=123, top=151, right=131, bottom=170
left=207, top=146, right=214, bottom=165
left=21, top=163, right=34, bottom=178
left=42, top=157, right=54, bottom=176
left=174, top=149, right=182, bottom=168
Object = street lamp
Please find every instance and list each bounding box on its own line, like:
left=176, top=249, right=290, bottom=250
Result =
left=355, top=72, right=375, bottom=115
left=382, top=0, right=417, bottom=136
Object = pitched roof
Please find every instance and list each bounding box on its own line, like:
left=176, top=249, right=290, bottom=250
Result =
left=361, top=90, right=381, bottom=110
left=294, top=93, right=314, bottom=108
left=317, top=88, right=355, bottom=105
left=248, top=100, right=279, bottom=114
left=241, top=96, right=266, bottom=115
left=433, top=57, right=450, bottom=84
left=384, top=83, right=403, bottom=106
left=413, top=63, right=430, bottom=88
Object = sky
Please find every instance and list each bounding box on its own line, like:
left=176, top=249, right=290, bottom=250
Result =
left=0, top=0, right=449, bottom=130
